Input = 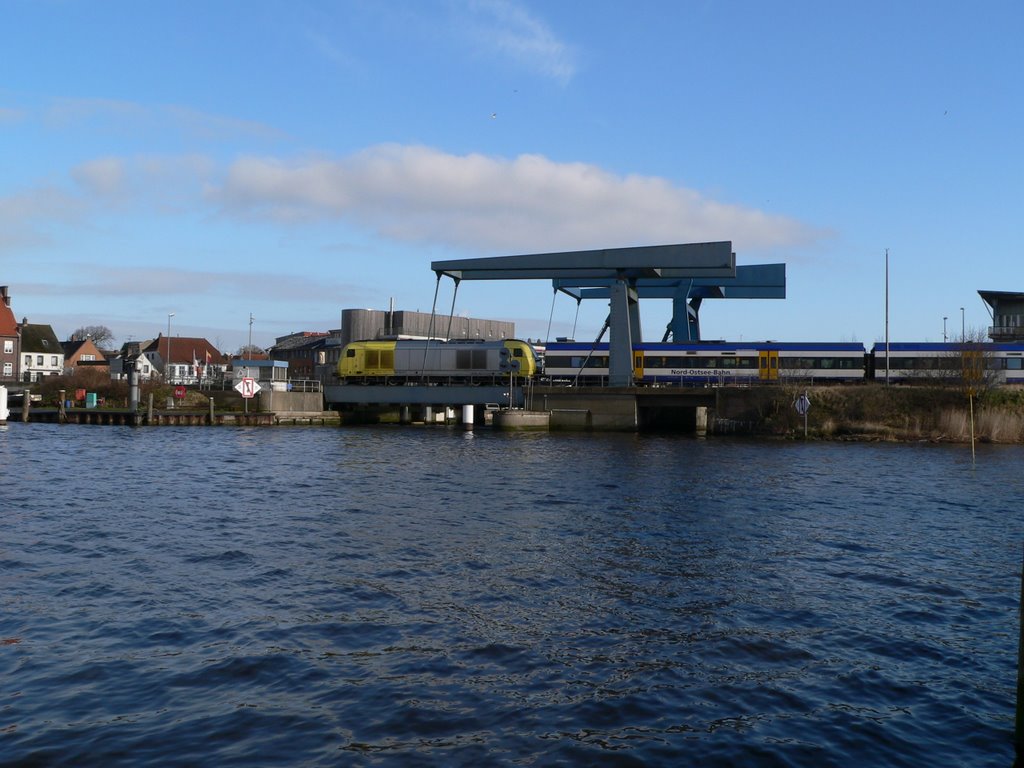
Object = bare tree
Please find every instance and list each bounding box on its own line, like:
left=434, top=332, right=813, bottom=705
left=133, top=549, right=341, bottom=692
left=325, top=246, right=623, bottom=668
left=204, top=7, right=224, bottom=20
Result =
left=940, top=327, right=996, bottom=393
left=70, top=325, right=115, bottom=347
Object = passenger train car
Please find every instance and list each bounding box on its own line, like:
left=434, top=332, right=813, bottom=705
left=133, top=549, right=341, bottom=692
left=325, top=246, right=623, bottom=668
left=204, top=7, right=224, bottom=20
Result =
left=544, top=341, right=868, bottom=385
left=337, top=338, right=540, bottom=383
left=870, top=342, right=1024, bottom=384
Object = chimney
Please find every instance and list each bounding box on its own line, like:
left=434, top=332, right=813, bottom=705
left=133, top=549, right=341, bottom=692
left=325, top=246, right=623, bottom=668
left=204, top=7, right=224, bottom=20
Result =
left=0, top=286, right=8, bottom=307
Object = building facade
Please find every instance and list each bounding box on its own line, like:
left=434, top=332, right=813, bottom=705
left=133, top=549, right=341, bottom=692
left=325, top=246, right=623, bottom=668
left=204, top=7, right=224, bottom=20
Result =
left=0, top=287, right=18, bottom=382
left=19, top=321, right=63, bottom=382
left=980, top=291, right=1024, bottom=342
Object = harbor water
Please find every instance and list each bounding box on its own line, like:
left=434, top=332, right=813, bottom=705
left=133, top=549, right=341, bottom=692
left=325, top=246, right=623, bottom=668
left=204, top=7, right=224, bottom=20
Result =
left=1, top=424, right=1021, bottom=766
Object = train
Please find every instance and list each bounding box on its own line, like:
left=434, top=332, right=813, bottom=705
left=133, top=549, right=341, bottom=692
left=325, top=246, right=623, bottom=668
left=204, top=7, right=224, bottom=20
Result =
left=337, top=338, right=540, bottom=382
left=337, top=337, right=1024, bottom=386
left=543, top=340, right=1024, bottom=385
left=872, top=342, right=1024, bottom=384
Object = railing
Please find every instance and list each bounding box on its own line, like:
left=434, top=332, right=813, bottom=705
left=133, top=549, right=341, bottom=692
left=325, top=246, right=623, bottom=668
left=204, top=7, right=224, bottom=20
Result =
left=287, top=379, right=322, bottom=393
left=989, top=326, right=1024, bottom=340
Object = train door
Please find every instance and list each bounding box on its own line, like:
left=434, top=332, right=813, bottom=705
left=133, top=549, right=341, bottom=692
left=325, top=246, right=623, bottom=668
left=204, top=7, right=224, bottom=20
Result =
left=758, top=350, right=779, bottom=381
left=633, top=350, right=644, bottom=381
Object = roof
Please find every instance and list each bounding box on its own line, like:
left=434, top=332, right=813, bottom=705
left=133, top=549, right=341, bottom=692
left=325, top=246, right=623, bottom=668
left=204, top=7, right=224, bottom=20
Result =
left=271, top=331, right=330, bottom=352
left=62, top=338, right=108, bottom=363
left=0, top=297, right=17, bottom=337
left=145, top=335, right=227, bottom=365
left=19, top=323, right=61, bottom=353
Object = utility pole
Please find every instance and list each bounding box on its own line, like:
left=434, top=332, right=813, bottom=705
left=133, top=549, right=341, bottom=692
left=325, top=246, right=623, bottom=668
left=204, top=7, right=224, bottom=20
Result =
left=884, top=249, right=889, bottom=386
left=166, top=312, right=175, bottom=384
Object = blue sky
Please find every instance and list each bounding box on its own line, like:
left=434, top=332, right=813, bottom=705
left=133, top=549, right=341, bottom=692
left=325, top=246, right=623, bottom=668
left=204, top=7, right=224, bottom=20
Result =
left=2, top=0, right=1021, bottom=351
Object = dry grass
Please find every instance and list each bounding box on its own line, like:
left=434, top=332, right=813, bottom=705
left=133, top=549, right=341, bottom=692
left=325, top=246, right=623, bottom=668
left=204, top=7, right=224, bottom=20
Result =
left=715, top=384, right=1024, bottom=442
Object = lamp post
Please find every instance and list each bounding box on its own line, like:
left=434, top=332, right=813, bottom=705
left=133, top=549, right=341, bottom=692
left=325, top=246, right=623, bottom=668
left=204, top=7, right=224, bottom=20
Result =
left=960, top=307, right=965, bottom=342
left=943, top=316, right=948, bottom=343
left=166, top=312, right=175, bottom=383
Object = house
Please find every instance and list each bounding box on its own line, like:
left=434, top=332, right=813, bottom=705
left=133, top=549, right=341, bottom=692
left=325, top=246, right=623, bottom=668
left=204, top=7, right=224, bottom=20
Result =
left=143, top=334, right=228, bottom=385
left=19, top=321, right=64, bottom=382
left=108, top=339, right=157, bottom=380
left=62, top=337, right=110, bottom=376
left=268, top=331, right=330, bottom=380
left=0, top=286, right=18, bottom=382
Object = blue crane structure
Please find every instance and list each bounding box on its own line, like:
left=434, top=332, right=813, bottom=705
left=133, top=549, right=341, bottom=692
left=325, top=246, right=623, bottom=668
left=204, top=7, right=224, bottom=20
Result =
left=431, top=242, right=786, bottom=386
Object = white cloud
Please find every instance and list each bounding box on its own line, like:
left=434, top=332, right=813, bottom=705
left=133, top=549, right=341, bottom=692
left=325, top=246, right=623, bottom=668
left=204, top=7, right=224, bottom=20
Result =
left=21, top=264, right=361, bottom=305
left=0, top=106, right=26, bottom=123
left=214, top=144, right=821, bottom=253
left=0, top=186, right=89, bottom=251
left=458, top=0, right=578, bottom=84
left=45, top=97, right=284, bottom=142
left=72, top=157, right=127, bottom=197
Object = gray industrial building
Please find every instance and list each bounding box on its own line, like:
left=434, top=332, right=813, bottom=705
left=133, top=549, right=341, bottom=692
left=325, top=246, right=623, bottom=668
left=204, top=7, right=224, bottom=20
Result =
left=339, top=308, right=515, bottom=348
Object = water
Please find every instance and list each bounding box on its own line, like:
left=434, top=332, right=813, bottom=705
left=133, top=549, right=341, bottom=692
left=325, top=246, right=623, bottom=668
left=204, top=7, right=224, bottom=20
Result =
left=1, top=424, right=1021, bottom=766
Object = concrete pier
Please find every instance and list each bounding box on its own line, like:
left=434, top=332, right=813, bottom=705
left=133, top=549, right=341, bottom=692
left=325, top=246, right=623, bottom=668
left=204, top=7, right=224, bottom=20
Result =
left=492, top=410, right=550, bottom=431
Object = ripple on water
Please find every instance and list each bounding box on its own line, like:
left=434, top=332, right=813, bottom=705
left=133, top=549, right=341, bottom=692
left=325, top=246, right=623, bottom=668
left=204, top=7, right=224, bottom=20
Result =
left=0, top=428, right=1018, bottom=766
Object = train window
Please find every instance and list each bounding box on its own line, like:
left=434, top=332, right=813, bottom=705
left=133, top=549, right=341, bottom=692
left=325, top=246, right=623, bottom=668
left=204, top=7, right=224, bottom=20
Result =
left=513, top=348, right=523, bottom=357
left=346, top=349, right=355, bottom=358
left=1008, top=358, right=1022, bottom=370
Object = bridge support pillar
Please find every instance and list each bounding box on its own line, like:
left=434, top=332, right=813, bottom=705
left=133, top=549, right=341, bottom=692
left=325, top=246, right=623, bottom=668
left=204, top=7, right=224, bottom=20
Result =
left=696, top=406, right=708, bottom=437
left=462, top=404, right=474, bottom=429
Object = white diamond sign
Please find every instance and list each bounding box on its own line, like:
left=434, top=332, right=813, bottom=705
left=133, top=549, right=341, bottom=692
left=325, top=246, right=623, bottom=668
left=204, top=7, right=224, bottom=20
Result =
left=235, top=377, right=261, bottom=399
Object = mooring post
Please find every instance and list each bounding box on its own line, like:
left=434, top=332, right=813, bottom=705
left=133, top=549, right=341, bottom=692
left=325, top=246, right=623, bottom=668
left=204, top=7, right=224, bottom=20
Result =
left=58, top=389, right=66, bottom=424
left=147, top=392, right=154, bottom=425
left=21, top=389, right=30, bottom=422
left=209, top=397, right=215, bottom=425
left=1016, top=542, right=1024, bottom=762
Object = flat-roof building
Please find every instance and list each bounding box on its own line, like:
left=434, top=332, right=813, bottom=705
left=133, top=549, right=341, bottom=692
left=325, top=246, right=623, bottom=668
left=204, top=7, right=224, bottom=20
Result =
left=979, top=291, right=1024, bottom=342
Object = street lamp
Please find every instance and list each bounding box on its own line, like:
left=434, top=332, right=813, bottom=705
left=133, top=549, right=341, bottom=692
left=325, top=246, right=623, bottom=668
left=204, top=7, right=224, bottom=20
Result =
left=166, top=312, right=175, bottom=383
left=960, top=307, right=965, bottom=342
left=943, top=316, right=948, bottom=343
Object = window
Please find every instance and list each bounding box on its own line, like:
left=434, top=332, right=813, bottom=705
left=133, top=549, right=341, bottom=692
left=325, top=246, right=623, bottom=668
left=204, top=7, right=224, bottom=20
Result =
left=3, top=363, right=11, bottom=377
left=24, top=355, right=31, bottom=366
left=3, top=340, right=11, bottom=354
left=81, top=354, right=95, bottom=361
left=51, top=356, right=58, bottom=367
left=36, top=355, right=43, bottom=365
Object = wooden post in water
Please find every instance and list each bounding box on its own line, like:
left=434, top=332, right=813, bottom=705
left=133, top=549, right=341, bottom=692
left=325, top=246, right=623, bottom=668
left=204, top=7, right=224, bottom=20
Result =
left=209, top=397, right=215, bottom=425
left=21, top=389, right=30, bottom=422
left=1017, top=542, right=1024, bottom=762
left=147, top=393, right=154, bottom=425
left=58, top=390, right=66, bottom=424
left=969, top=392, right=976, bottom=467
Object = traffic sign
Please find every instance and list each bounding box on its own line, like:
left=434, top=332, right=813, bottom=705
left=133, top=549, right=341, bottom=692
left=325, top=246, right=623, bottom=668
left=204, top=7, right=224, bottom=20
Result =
left=234, top=377, right=261, bottom=399
left=174, top=385, right=187, bottom=399
left=794, top=393, right=810, bottom=416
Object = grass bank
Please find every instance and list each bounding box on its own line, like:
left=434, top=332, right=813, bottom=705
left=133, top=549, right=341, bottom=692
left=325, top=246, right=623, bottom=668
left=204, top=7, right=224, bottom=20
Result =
left=713, top=384, right=1024, bottom=443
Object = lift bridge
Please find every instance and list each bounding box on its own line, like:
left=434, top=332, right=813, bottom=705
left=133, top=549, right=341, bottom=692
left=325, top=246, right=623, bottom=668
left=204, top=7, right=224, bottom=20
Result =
left=324, top=242, right=786, bottom=419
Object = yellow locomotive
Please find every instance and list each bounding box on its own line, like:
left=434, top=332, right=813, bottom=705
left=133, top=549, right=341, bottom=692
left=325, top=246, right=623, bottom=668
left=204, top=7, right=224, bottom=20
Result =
left=338, top=338, right=539, bottom=382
